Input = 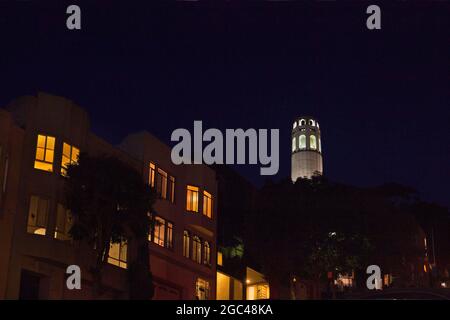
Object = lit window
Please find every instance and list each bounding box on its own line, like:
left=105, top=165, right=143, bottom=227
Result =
left=299, top=135, right=306, bottom=149
left=292, top=137, right=296, bottom=152
left=61, top=142, right=79, bottom=176
left=318, top=137, right=322, bottom=153
left=202, top=190, right=212, bottom=218
left=192, top=236, right=202, bottom=264
left=150, top=215, right=173, bottom=249
left=108, top=240, right=127, bottom=269
left=203, top=241, right=211, bottom=266
left=293, top=121, right=297, bottom=129
left=310, top=135, right=317, bottom=150
left=196, top=278, right=210, bottom=300
left=217, top=251, right=223, bottom=266
left=153, top=216, right=166, bottom=247
left=156, top=168, right=168, bottom=199
left=166, top=222, right=173, bottom=249
left=27, top=195, right=48, bottom=235
left=34, top=134, right=55, bottom=172
left=186, top=185, right=199, bottom=212
left=183, top=231, right=190, bottom=258
left=317, top=122, right=320, bottom=129
left=168, top=176, right=175, bottom=203
left=54, top=204, right=72, bottom=241
left=149, top=162, right=156, bottom=187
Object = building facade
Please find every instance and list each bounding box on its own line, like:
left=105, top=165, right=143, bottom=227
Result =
left=291, top=116, right=323, bottom=181
left=0, top=92, right=217, bottom=300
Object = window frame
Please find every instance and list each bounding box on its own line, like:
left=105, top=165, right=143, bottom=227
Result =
left=186, top=185, right=200, bottom=213
left=61, top=142, right=80, bottom=176
left=34, top=134, right=56, bottom=172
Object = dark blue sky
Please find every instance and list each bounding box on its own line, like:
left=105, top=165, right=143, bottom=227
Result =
left=1, top=1, right=449, bottom=207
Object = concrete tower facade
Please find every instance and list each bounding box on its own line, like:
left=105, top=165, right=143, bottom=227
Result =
left=291, top=116, right=323, bottom=181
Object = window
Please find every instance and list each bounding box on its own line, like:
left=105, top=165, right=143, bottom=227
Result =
left=149, top=162, right=156, bottom=187
left=196, top=278, right=210, bottom=300
left=292, top=137, right=296, bottom=152
left=150, top=215, right=173, bottom=249
left=61, top=142, right=79, bottom=176
left=108, top=240, right=127, bottom=269
left=192, top=236, right=202, bottom=264
left=34, top=134, right=55, bottom=172
left=202, top=190, right=212, bottom=218
left=156, top=168, right=168, bottom=199
left=27, top=196, right=49, bottom=235
left=183, top=231, right=190, bottom=258
left=149, top=163, right=175, bottom=202
left=186, top=185, right=199, bottom=212
left=309, top=119, right=315, bottom=126
left=310, top=135, right=317, bottom=150
left=153, top=216, right=166, bottom=247
left=293, top=121, right=297, bottom=129
left=217, top=251, right=223, bottom=266
left=54, top=204, right=72, bottom=241
left=300, top=119, right=306, bottom=126
left=168, top=176, right=175, bottom=203
left=299, top=135, right=306, bottom=149
left=166, top=222, right=173, bottom=249
left=318, top=137, right=322, bottom=153
left=203, top=241, right=211, bottom=266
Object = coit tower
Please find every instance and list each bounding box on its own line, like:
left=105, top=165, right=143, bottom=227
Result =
left=291, top=116, right=323, bottom=181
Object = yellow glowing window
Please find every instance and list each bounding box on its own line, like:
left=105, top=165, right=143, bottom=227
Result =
left=217, top=251, right=223, bottom=266
left=61, top=142, right=79, bottom=175
left=27, top=195, right=48, bottom=235
left=310, top=135, right=317, bottom=150
left=34, top=134, right=55, bottom=172
left=108, top=240, right=127, bottom=269
left=54, top=204, right=72, bottom=241
left=149, top=162, right=156, bottom=187
left=186, top=185, right=199, bottom=212
left=196, top=278, right=210, bottom=300
left=202, top=190, right=212, bottom=218
left=153, top=216, right=166, bottom=247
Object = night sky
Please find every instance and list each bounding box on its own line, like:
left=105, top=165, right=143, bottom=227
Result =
left=1, top=1, right=449, bottom=207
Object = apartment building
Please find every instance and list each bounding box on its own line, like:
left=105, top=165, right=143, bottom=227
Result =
left=0, top=92, right=217, bottom=299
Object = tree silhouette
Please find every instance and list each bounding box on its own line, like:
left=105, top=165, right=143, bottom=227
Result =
left=64, top=153, right=156, bottom=299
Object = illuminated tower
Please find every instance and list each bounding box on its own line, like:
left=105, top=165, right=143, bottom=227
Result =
left=291, top=116, right=323, bottom=181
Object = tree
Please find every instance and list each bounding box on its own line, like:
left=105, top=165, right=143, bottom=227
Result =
left=64, top=153, right=156, bottom=299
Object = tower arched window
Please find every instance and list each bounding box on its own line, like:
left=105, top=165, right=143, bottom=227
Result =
left=309, top=119, right=315, bottom=126
left=299, top=135, right=306, bottom=149
left=300, top=119, right=306, bottom=126
left=293, top=121, right=297, bottom=129
left=292, top=137, right=296, bottom=152
left=310, top=135, right=317, bottom=150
